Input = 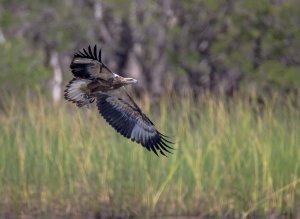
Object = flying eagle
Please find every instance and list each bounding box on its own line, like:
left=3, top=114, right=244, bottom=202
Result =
left=64, top=45, right=173, bottom=156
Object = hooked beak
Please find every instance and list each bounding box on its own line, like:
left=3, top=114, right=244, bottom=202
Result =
left=113, top=73, right=138, bottom=85
left=123, top=77, right=138, bottom=84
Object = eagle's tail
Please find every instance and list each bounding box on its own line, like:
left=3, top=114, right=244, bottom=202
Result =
left=64, top=78, right=95, bottom=107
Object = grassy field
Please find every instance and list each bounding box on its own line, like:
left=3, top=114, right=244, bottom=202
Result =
left=0, top=92, right=299, bottom=218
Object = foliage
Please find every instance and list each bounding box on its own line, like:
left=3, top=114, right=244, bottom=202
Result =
left=0, top=40, right=51, bottom=96
left=0, top=91, right=299, bottom=217
left=1, top=0, right=300, bottom=97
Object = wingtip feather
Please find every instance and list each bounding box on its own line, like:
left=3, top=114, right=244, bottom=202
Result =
left=73, top=44, right=103, bottom=62
left=93, top=45, right=98, bottom=60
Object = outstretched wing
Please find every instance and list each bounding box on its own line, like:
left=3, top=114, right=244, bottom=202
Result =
left=96, top=93, right=173, bottom=156
left=70, top=45, right=113, bottom=80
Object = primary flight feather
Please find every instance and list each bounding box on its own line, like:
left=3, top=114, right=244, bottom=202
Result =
left=64, top=45, right=173, bottom=156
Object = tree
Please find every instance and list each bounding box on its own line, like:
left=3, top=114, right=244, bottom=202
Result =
left=1, top=0, right=300, bottom=100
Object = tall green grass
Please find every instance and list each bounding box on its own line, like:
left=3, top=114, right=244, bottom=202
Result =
left=0, top=92, right=299, bottom=218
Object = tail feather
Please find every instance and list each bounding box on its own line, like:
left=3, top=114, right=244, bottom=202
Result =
left=64, top=78, right=95, bottom=107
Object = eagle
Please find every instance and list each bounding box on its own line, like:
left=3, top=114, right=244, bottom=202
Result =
left=64, top=45, right=173, bottom=156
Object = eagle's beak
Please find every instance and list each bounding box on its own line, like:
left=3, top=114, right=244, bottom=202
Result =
left=113, top=73, right=138, bottom=85
left=124, top=77, right=138, bottom=84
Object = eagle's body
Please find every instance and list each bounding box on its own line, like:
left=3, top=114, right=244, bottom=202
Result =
left=64, top=45, right=173, bottom=156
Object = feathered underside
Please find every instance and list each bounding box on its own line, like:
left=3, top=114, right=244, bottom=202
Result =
left=64, top=78, right=95, bottom=107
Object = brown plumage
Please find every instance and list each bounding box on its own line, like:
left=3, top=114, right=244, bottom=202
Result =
left=64, top=45, right=173, bottom=156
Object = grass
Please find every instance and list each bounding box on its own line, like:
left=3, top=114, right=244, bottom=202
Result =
left=0, top=91, right=299, bottom=218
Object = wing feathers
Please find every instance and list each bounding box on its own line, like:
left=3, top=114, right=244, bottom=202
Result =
left=93, top=45, right=98, bottom=60
left=96, top=94, right=173, bottom=156
left=99, top=49, right=102, bottom=62
left=64, top=78, right=95, bottom=107
left=71, top=45, right=113, bottom=79
left=75, top=45, right=101, bottom=62
left=83, top=48, right=89, bottom=57
left=88, top=45, right=93, bottom=58
left=66, top=45, right=174, bottom=157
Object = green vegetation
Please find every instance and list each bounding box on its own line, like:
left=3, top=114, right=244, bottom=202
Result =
left=1, top=1, right=300, bottom=217
left=2, top=0, right=300, bottom=98
left=0, top=92, right=299, bottom=218
left=0, top=41, right=52, bottom=96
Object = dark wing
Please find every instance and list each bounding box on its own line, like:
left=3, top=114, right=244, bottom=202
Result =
left=70, top=45, right=113, bottom=80
left=96, top=93, right=174, bottom=156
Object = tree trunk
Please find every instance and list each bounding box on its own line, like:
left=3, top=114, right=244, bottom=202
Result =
left=0, top=28, right=5, bottom=44
left=125, top=43, right=145, bottom=94
left=94, top=0, right=103, bottom=20
left=50, top=51, right=62, bottom=104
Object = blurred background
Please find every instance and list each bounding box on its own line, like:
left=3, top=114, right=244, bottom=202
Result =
left=1, top=0, right=300, bottom=100
left=0, top=0, right=300, bottom=218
